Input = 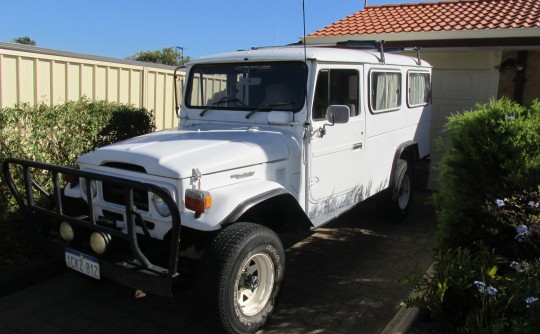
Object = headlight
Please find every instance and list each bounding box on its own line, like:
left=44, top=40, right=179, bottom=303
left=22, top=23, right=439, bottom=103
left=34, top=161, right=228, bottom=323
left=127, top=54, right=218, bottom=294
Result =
left=80, top=178, right=97, bottom=198
left=152, top=193, right=171, bottom=217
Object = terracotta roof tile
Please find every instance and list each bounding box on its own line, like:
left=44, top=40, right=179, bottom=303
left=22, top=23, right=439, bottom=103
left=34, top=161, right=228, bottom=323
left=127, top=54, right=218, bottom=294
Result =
left=308, top=0, right=540, bottom=37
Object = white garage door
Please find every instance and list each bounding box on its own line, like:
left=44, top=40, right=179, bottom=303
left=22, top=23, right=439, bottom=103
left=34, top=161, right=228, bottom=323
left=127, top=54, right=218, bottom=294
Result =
left=421, top=51, right=502, bottom=188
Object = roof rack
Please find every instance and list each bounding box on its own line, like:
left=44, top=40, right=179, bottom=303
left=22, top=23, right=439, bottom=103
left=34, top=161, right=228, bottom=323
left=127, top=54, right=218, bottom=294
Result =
left=335, top=40, right=422, bottom=65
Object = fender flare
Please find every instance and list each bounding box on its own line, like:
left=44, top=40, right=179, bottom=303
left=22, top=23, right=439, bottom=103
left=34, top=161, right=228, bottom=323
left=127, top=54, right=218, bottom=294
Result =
left=180, top=180, right=310, bottom=231
left=389, top=141, right=419, bottom=187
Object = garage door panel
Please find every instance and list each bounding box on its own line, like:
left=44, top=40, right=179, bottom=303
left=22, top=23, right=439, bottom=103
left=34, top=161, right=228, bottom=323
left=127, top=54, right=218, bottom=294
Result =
left=433, top=69, right=499, bottom=100
left=431, top=98, right=478, bottom=131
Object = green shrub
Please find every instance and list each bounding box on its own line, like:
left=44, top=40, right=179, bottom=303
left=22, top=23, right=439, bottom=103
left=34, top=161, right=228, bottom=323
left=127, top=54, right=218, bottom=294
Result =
left=435, top=98, right=540, bottom=248
left=0, top=99, right=155, bottom=268
left=400, top=247, right=503, bottom=324
left=401, top=246, right=540, bottom=333
left=401, top=98, right=540, bottom=333
left=480, top=189, right=540, bottom=261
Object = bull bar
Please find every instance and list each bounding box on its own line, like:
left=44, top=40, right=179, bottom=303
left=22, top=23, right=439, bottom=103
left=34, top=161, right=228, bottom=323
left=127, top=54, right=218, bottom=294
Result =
left=2, top=157, right=182, bottom=297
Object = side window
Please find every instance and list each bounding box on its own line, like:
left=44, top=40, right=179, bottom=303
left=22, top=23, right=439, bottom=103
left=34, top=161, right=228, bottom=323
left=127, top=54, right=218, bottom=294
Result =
left=370, top=71, right=401, bottom=113
left=313, top=69, right=359, bottom=120
left=408, top=72, right=431, bottom=107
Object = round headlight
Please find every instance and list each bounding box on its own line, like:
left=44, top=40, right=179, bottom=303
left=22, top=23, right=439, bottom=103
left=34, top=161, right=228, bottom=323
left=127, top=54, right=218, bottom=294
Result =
left=59, top=222, right=74, bottom=241
left=152, top=193, right=171, bottom=217
left=80, top=178, right=97, bottom=198
left=90, top=232, right=111, bottom=255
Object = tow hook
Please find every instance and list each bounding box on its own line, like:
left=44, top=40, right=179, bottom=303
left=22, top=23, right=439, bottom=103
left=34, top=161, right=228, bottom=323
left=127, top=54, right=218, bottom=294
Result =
left=135, top=290, right=147, bottom=299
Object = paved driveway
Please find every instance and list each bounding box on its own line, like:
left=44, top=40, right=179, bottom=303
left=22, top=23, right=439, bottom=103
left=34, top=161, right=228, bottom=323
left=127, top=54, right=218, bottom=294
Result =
left=0, top=192, right=436, bottom=333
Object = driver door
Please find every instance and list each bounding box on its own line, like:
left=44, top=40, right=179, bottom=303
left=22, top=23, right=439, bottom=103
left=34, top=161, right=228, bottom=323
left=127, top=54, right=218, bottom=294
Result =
left=308, top=67, right=365, bottom=220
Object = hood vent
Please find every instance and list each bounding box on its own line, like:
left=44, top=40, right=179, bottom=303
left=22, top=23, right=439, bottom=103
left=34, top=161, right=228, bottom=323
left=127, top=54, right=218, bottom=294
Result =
left=102, top=162, right=147, bottom=173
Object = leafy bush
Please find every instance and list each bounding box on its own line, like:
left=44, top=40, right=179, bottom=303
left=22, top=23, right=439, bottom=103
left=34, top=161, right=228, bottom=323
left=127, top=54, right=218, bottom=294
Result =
left=399, top=247, right=504, bottom=324
left=401, top=243, right=540, bottom=333
left=401, top=98, right=540, bottom=333
left=481, top=189, right=540, bottom=261
left=0, top=99, right=155, bottom=268
left=435, top=98, right=540, bottom=248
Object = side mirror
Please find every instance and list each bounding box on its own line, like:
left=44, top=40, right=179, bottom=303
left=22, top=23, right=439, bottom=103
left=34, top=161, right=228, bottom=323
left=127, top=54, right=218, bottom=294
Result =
left=319, top=105, right=350, bottom=137
left=326, top=105, right=350, bottom=124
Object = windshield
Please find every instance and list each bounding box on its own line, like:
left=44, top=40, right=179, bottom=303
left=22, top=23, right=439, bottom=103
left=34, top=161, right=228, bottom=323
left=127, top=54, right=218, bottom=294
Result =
left=186, top=61, right=307, bottom=114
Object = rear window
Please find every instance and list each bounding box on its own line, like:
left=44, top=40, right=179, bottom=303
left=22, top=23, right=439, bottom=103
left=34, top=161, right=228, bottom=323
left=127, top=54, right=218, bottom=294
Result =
left=408, top=71, right=430, bottom=107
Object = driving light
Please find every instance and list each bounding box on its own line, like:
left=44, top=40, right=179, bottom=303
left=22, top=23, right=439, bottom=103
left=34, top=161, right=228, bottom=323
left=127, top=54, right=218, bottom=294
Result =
left=90, top=232, right=111, bottom=254
left=59, top=221, right=74, bottom=241
left=185, top=189, right=212, bottom=214
left=152, top=193, right=171, bottom=217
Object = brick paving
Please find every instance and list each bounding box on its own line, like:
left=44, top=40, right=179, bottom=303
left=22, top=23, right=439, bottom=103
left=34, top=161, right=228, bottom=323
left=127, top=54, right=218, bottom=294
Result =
left=0, top=192, right=436, bottom=333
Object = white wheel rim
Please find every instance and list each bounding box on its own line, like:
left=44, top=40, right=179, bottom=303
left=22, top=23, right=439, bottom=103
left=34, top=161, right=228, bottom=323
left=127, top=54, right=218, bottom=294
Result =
left=398, top=175, right=411, bottom=210
left=235, top=252, right=275, bottom=316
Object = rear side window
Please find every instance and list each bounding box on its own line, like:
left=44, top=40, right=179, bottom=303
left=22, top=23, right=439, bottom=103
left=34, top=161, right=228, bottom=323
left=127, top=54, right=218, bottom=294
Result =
left=408, top=72, right=430, bottom=107
left=370, top=71, right=401, bottom=113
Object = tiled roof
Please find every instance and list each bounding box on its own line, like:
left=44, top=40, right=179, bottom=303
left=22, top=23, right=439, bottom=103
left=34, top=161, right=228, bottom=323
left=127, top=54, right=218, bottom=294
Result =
left=309, top=0, right=540, bottom=37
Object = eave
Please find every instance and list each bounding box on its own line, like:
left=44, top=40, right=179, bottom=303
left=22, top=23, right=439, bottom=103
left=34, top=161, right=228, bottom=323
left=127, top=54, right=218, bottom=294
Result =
left=304, top=28, right=540, bottom=49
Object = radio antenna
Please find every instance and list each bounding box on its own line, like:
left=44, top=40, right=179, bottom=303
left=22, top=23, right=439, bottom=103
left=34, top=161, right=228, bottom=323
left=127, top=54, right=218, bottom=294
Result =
left=301, top=0, right=310, bottom=127
left=302, top=0, right=307, bottom=63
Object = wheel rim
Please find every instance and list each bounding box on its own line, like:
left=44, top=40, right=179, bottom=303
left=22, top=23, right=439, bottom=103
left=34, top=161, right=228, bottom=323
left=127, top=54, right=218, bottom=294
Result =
left=235, top=252, right=275, bottom=316
left=398, top=175, right=411, bottom=210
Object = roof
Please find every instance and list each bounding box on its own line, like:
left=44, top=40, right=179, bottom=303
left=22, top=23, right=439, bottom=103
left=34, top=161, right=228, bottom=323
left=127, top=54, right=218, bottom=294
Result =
left=191, top=45, right=430, bottom=67
left=307, top=0, right=540, bottom=46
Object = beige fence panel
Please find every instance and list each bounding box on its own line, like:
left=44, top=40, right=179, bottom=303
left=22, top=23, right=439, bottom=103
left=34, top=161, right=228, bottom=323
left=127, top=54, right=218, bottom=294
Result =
left=0, top=42, right=185, bottom=130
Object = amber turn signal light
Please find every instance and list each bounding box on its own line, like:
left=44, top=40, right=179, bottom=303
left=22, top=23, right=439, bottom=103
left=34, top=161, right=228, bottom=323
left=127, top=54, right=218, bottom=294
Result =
left=185, top=189, right=212, bottom=214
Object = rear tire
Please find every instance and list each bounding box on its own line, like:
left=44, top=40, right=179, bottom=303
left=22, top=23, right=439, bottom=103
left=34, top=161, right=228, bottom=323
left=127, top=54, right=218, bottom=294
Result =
left=198, top=222, right=285, bottom=334
left=388, top=159, right=413, bottom=221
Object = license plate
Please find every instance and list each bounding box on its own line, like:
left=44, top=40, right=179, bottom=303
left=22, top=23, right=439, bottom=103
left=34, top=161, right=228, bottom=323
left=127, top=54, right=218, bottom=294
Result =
left=65, top=248, right=100, bottom=280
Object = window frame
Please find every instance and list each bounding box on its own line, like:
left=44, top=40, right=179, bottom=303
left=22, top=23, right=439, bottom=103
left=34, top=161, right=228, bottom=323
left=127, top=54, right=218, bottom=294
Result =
left=369, top=69, right=402, bottom=114
left=311, top=68, right=360, bottom=121
left=185, top=61, right=308, bottom=113
left=407, top=70, right=431, bottom=108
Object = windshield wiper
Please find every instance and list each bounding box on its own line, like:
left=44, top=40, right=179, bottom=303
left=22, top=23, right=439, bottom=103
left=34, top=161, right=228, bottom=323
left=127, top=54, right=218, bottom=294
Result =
left=200, top=97, right=241, bottom=117
left=245, top=102, right=293, bottom=119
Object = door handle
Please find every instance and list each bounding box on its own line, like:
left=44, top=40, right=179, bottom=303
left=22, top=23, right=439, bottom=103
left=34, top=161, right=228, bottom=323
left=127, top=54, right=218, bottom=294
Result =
left=353, top=143, right=363, bottom=150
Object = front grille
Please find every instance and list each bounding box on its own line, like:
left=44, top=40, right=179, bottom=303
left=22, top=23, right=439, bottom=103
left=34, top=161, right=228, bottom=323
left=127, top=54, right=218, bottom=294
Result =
left=102, top=182, right=149, bottom=211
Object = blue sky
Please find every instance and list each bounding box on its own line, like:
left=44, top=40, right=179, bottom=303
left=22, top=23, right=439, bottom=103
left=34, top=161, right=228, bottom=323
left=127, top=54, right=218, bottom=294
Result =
left=1, top=0, right=434, bottom=60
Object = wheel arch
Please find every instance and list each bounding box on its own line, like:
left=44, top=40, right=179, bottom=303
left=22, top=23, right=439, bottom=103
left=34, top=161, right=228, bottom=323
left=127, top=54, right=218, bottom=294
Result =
left=221, top=191, right=313, bottom=232
left=390, top=141, right=419, bottom=186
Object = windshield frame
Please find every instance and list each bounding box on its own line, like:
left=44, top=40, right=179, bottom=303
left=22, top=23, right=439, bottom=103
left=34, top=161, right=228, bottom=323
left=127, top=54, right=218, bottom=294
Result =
left=185, top=61, right=308, bottom=114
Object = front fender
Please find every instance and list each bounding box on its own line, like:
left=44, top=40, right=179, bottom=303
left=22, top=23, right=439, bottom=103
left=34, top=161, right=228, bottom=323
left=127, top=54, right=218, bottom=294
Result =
left=180, top=180, right=289, bottom=231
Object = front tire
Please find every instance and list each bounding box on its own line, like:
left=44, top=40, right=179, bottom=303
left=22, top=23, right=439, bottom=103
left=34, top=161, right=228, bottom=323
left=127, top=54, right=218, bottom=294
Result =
left=198, top=223, right=285, bottom=333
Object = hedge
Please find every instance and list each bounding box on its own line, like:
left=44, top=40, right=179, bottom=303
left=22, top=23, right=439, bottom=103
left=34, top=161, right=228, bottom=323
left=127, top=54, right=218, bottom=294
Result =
left=0, top=99, right=155, bottom=267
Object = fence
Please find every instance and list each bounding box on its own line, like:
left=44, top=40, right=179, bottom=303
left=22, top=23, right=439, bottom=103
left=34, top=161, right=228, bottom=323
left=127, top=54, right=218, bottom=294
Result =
left=0, top=42, right=184, bottom=130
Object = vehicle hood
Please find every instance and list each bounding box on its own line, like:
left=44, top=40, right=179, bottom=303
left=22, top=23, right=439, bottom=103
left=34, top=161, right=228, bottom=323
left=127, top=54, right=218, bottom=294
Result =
left=78, top=126, right=289, bottom=179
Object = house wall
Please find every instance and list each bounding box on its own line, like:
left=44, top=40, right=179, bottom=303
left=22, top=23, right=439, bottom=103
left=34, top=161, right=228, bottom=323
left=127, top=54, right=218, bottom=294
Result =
left=0, top=44, right=184, bottom=130
left=498, top=51, right=540, bottom=105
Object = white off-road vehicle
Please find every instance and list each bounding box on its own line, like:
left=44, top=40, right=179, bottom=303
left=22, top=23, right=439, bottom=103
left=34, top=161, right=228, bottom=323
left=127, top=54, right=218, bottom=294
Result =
left=3, top=42, right=431, bottom=333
